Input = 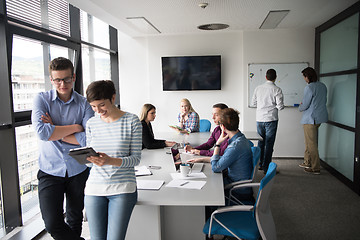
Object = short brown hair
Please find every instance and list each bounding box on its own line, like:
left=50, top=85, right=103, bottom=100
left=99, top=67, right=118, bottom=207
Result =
left=49, top=57, right=74, bottom=75
left=212, top=103, right=228, bottom=110
left=219, top=108, right=239, bottom=131
left=86, top=80, right=116, bottom=103
left=302, top=67, right=318, bottom=83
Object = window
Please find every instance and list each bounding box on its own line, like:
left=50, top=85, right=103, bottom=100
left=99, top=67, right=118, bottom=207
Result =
left=82, top=45, right=111, bottom=92
left=80, top=10, right=109, bottom=48
left=11, top=36, right=75, bottom=112
left=15, top=125, right=40, bottom=223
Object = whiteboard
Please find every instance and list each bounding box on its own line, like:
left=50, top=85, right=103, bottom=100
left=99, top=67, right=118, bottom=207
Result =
left=248, top=62, right=309, bottom=107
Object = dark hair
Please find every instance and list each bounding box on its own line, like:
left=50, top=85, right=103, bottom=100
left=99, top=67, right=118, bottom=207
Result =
left=86, top=80, right=116, bottom=103
left=49, top=57, right=74, bottom=75
left=212, top=103, right=228, bottom=110
left=266, top=69, right=277, bottom=81
left=140, top=103, right=156, bottom=121
left=219, top=108, right=239, bottom=131
left=302, top=67, right=318, bottom=83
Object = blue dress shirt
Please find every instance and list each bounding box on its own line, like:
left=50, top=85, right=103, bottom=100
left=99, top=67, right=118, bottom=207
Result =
left=32, top=89, right=94, bottom=177
left=299, top=81, right=328, bottom=124
left=211, top=131, right=253, bottom=193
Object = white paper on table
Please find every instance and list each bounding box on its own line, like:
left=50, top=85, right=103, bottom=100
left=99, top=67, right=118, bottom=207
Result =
left=135, top=165, right=152, bottom=176
left=136, top=179, right=164, bottom=190
left=165, top=179, right=206, bottom=190
left=170, top=172, right=207, bottom=180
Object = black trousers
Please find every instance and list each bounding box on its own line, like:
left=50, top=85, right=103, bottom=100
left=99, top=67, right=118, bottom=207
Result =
left=37, top=168, right=89, bottom=240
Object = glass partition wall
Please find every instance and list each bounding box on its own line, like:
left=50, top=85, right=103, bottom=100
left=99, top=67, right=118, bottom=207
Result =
left=315, top=2, right=360, bottom=194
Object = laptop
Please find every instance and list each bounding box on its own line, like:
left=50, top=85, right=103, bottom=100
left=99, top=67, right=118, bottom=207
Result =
left=170, top=145, right=204, bottom=173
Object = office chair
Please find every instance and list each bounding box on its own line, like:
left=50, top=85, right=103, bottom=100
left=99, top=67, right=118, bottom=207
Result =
left=199, top=119, right=211, bottom=132
left=225, top=146, right=261, bottom=205
left=203, top=162, right=277, bottom=240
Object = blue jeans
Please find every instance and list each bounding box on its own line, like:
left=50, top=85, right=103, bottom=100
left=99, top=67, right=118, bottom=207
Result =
left=257, top=121, right=278, bottom=173
left=85, top=191, right=137, bottom=240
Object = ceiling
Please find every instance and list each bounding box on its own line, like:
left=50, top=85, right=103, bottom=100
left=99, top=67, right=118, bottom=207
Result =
left=69, top=0, right=359, bottom=37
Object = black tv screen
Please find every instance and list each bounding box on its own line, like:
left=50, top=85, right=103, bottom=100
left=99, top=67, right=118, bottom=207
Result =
left=162, top=55, right=221, bottom=91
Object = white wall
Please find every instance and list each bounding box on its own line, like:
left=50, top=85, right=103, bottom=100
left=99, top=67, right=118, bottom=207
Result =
left=119, top=28, right=315, bottom=157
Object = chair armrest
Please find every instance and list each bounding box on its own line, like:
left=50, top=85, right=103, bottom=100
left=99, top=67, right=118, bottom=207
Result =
left=231, top=182, right=260, bottom=191
left=212, top=205, right=254, bottom=215
left=224, top=179, right=252, bottom=190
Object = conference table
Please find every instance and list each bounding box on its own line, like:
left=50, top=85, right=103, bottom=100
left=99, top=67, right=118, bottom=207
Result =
left=126, top=131, right=261, bottom=240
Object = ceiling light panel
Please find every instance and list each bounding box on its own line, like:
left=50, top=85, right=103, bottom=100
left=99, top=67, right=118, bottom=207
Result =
left=260, top=10, right=290, bottom=29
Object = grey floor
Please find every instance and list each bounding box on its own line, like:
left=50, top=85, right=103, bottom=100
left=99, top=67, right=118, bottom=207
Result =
left=35, top=159, right=360, bottom=240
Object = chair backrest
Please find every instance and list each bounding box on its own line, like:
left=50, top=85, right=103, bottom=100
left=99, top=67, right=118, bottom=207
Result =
left=250, top=146, right=261, bottom=180
left=254, top=162, right=277, bottom=240
left=199, top=119, right=211, bottom=132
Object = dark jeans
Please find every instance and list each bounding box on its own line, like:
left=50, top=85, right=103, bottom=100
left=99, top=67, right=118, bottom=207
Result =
left=257, top=120, right=278, bottom=173
left=38, top=168, right=89, bottom=240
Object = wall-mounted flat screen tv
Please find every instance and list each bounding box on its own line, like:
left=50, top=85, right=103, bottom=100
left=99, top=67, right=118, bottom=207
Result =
left=162, top=55, right=221, bottom=91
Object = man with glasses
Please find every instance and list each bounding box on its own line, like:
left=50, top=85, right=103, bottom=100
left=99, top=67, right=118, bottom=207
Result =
left=32, top=57, right=94, bottom=240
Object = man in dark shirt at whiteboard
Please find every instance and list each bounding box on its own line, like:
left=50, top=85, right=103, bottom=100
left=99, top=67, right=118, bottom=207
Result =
left=251, top=69, right=284, bottom=173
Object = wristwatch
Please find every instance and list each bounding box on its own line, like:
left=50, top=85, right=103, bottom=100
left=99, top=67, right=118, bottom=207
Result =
left=215, top=144, right=221, bottom=148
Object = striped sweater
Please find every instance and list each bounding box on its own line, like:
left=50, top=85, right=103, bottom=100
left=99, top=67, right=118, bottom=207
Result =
left=85, top=112, right=142, bottom=196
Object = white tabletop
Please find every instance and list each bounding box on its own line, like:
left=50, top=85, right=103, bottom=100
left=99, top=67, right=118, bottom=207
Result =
left=136, top=148, right=225, bottom=206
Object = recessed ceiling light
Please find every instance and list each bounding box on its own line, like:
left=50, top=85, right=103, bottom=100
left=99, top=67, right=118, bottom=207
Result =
left=198, top=23, right=229, bottom=31
left=260, top=10, right=290, bottom=29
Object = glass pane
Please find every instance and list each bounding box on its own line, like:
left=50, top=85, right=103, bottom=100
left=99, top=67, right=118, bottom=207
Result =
left=11, top=36, right=46, bottom=112
left=82, top=45, right=111, bottom=93
left=320, top=74, right=356, bottom=128
left=320, top=13, right=358, bottom=74
left=80, top=10, right=110, bottom=48
left=15, top=125, right=40, bottom=223
left=12, top=36, right=76, bottom=112
left=319, top=124, right=354, bottom=181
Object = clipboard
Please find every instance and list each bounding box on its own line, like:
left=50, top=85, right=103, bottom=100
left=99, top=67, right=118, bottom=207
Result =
left=69, top=147, right=98, bottom=164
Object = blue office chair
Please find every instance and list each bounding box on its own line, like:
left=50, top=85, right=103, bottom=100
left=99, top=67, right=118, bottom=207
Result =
left=199, top=119, right=211, bottom=132
left=225, top=146, right=261, bottom=205
left=203, top=162, right=277, bottom=240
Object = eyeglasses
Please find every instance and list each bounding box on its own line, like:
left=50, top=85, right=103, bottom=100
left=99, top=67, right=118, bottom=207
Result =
left=51, top=76, right=73, bottom=84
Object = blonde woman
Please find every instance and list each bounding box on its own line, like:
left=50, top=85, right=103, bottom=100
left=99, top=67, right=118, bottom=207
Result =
left=170, top=98, right=200, bottom=133
left=140, top=104, right=176, bottom=149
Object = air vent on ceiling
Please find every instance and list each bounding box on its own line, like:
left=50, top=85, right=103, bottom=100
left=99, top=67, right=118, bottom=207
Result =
left=198, top=23, right=229, bottom=31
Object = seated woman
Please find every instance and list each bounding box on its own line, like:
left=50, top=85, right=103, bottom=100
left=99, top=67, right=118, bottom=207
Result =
left=188, top=108, right=254, bottom=205
left=140, top=104, right=176, bottom=149
left=170, top=98, right=200, bottom=133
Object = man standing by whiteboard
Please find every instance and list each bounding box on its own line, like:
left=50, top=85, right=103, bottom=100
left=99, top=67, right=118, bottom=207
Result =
left=251, top=69, right=284, bottom=173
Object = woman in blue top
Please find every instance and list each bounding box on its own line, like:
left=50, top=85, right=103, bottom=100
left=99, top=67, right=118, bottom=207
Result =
left=84, top=80, right=142, bottom=240
left=298, top=67, right=328, bottom=175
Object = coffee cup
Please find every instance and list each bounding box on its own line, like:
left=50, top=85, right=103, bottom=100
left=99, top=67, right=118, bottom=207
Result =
left=180, top=163, right=192, bottom=177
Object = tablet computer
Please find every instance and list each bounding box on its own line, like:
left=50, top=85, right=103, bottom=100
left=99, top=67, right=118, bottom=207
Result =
left=69, top=147, right=98, bottom=165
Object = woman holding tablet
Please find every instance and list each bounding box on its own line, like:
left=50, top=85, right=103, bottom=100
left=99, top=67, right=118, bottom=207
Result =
left=140, top=103, right=176, bottom=149
left=170, top=98, right=200, bottom=133
left=84, top=80, right=141, bottom=240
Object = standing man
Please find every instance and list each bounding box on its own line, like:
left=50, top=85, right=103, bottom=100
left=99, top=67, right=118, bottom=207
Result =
left=298, top=67, right=328, bottom=174
left=32, top=57, right=94, bottom=239
left=252, top=69, right=284, bottom=173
